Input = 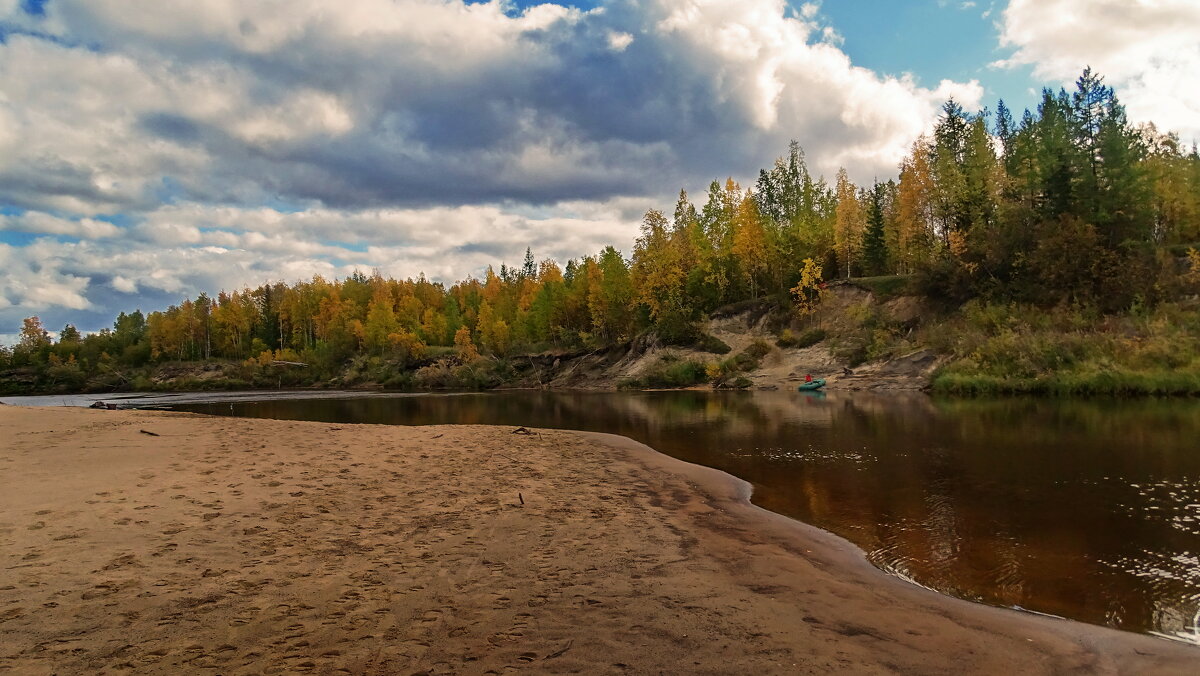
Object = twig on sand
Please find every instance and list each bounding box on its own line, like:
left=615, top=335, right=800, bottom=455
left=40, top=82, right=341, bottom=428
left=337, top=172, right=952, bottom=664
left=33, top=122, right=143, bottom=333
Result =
left=139, top=429, right=160, bottom=437
left=545, top=639, right=573, bottom=659
left=511, top=426, right=542, bottom=440
left=432, top=433, right=444, bottom=439
left=518, top=492, right=524, bottom=506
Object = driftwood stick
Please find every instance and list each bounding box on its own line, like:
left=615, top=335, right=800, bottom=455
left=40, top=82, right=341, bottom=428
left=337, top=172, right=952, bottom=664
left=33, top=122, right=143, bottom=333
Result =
left=518, top=492, right=524, bottom=506
left=139, top=429, right=160, bottom=437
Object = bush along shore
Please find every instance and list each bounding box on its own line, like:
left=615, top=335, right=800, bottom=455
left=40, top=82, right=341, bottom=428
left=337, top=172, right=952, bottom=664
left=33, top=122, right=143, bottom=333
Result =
left=4, top=68, right=1200, bottom=398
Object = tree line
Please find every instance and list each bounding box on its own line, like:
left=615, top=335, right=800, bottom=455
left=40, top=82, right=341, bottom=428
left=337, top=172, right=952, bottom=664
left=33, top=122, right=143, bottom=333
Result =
left=3, top=69, right=1198, bottom=383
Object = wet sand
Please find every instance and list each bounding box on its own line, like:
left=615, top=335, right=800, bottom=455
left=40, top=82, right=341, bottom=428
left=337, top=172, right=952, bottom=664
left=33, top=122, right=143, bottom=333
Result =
left=0, top=406, right=1194, bottom=674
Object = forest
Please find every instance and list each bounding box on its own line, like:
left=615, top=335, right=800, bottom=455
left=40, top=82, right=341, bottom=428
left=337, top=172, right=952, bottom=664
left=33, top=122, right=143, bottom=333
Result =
left=4, top=69, right=1200, bottom=394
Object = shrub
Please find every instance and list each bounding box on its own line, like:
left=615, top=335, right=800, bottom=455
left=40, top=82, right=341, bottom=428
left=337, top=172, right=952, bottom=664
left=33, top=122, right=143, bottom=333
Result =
left=620, top=357, right=710, bottom=389
left=693, top=333, right=732, bottom=354
left=705, top=359, right=736, bottom=386
left=382, top=373, right=413, bottom=390
left=835, top=343, right=870, bottom=368
left=777, top=328, right=827, bottom=348
left=744, top=339, right=772, bottom=360
left=413, top=359, right=457, bottom=389
left=655, top=312, right=703, bottom=345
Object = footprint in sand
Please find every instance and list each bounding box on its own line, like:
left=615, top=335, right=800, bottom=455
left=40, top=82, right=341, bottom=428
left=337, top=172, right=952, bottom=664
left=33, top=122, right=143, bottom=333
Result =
left=102, top=553, right=142, bottom=570
left=132, top=647, right=171, bottom=666
left=0, top=607, right=27, bottom=623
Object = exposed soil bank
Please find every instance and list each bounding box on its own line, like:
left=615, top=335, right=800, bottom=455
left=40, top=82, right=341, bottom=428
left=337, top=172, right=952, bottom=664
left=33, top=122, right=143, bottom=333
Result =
left=0, top=407, right=1194, bottom=674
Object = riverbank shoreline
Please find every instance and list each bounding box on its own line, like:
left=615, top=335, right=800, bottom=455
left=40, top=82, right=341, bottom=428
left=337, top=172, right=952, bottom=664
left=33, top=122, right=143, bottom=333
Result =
left=1, top=407, right=1194, bottom=674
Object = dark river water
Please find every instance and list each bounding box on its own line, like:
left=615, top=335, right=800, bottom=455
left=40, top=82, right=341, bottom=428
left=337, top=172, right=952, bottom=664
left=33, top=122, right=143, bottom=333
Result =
left=10, top=389, right=1197, bottom=642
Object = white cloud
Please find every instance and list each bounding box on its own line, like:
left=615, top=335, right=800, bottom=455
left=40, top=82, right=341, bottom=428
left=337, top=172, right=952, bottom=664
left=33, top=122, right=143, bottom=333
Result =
left=995, top=0, right=1200, bottom=141
left=0, top=0, right=979, bottom=217
left=0, top=200, right=641, bottom=331
left=0, top=213, right=120, bottom=239
left=607, top=31, right=634, bottom=52
left=0, top=0, right=989, bottom=333
left=0, top=242, right=93, bottom=312
left=111, top=276, right=139, bottom=294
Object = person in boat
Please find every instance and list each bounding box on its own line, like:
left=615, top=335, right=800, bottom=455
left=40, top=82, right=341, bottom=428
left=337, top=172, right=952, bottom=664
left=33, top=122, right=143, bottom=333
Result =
left=805, top=374, right=813, bottom=383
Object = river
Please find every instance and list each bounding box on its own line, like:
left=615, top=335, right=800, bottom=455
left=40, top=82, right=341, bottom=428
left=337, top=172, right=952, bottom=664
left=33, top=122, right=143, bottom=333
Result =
left=6, top=389, right=1199, bottom=643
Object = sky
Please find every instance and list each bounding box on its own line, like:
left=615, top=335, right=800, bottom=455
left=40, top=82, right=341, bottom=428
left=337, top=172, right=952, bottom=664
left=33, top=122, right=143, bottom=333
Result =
left=1, top=0, right=1198, bottom=342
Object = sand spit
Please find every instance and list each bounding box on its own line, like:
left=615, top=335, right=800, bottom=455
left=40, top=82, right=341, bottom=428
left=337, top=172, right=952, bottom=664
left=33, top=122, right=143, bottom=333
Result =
left=0, top=407, right=1194, bottom=674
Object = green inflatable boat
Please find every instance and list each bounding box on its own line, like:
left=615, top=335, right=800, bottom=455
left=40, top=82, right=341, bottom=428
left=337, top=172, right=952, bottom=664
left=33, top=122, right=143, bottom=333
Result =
left=797, top=378, right=826, bottom=391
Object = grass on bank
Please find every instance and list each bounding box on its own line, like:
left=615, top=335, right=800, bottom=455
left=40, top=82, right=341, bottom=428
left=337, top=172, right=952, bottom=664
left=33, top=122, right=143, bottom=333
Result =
left=849, top=274, right=916, bottom=300
left=927, top=300, right=1200, bottom=396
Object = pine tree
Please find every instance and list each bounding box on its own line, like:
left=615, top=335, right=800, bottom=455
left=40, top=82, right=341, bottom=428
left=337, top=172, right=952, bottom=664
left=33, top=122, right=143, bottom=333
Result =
left=521, top=247, right=536, bottom=279
left=59, top=324, right=82, bottom=344
left=861, top=182, right=889, bottom=276
left=995, top=99, right=1016, bottom=167
left=932, top=100, right=971, bottom=240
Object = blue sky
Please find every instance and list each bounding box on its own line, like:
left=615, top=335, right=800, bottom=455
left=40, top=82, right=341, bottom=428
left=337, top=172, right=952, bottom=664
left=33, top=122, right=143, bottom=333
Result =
left=1, top=0, right=1197, bottom=340
left=818, top=0, right=1038, bottom=113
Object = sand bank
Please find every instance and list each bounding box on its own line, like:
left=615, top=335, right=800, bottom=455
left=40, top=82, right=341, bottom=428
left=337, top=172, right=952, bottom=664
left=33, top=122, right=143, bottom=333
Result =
left=0, top=406, right=1194, bottom=674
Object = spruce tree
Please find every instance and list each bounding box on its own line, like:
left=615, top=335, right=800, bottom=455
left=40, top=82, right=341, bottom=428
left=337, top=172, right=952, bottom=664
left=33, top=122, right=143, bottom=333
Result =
left=862, top=182, right=889, bottom=276
left=522, top=247, right=536, bottom=279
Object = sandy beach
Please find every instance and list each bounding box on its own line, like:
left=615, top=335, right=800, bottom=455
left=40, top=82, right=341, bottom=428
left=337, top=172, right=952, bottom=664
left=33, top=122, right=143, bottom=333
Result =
left=0, top=406, right=1195, bottom=674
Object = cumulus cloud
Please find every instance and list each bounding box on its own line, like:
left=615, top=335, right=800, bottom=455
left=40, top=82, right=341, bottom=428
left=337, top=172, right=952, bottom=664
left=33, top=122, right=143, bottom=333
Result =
left=606, top=30, right=634, bottom=52
left=111, top=276, right=139, bottom=294
left=0, top=0, right=988, bottom=336
left=0, top=0, right=976, bottom=217
left=0, top=213, right=120, bottom=239
left=995, top=0, right=1200, bottom=141
left=0, top=242, right=93, bottom=313
left=0, top=202, right=640, bottom=333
